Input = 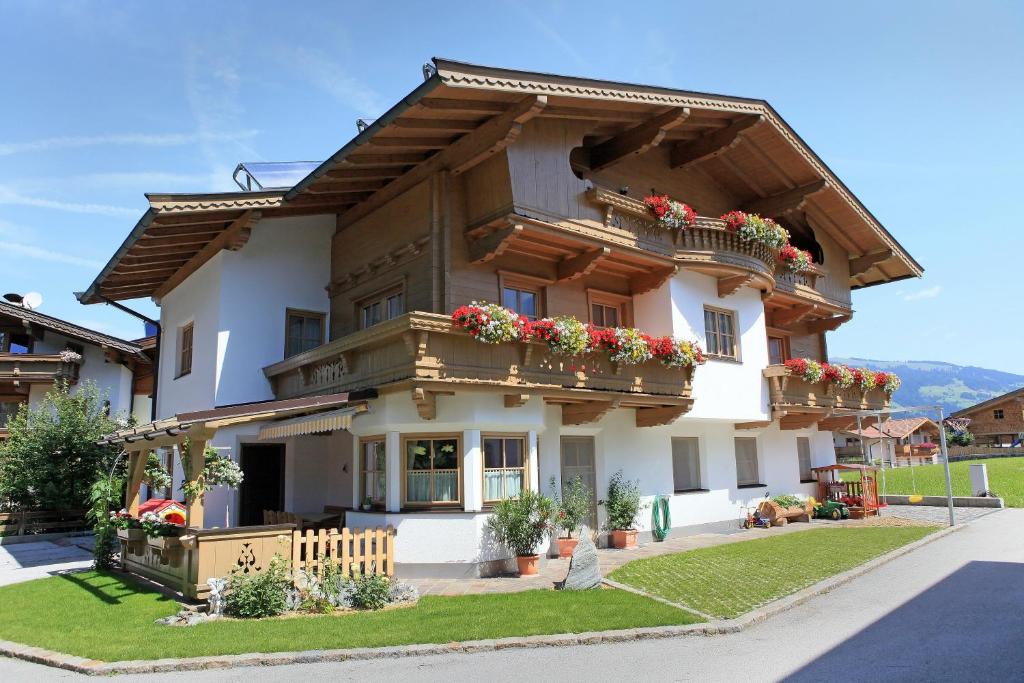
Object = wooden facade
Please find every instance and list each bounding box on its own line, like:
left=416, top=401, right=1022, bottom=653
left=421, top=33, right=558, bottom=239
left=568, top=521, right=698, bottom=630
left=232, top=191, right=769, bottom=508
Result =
left=951, top=389, right=1024, bottom=445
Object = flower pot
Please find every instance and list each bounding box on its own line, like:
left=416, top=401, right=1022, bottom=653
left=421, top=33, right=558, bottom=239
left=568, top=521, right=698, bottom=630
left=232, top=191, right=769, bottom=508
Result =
left=556, top=537, right=579, bottom=559
left=147, top=535, right=182, bottom=551
left=117, top=528, right=146, bottom=543
left=610, top=529, right=638, bottom=549
left=515, top=554, right=540, bottom=576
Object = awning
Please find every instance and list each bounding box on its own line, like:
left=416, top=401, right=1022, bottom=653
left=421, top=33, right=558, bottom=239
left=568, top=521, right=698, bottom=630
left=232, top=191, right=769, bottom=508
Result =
left=258, top=405, right=366, bottom=440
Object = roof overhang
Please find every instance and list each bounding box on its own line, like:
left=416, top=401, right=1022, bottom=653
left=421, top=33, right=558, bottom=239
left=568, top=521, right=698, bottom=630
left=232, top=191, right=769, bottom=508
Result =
left=0, top=301, right=145, bottom=358
left=81, top=57, right=921, bottom=304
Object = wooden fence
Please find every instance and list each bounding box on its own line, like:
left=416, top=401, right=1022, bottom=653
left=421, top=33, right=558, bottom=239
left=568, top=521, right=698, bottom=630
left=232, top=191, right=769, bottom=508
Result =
left=947, top=446, right=1024, bottom=458
left=290, top=526, right=395, bottom=577
left=0, top=509, right=88, bottom=538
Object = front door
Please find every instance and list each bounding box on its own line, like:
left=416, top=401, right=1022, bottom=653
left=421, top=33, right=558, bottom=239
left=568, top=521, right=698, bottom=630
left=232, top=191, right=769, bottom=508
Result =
left=238, top=443, right=285, bottom=526
left=560, top=436, right=598, bottom=534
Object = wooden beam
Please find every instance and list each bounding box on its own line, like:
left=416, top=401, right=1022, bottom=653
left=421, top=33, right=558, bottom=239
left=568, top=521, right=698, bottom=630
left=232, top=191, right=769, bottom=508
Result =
left=630, top=266, right=677, bottom=295
left=323, top=167, right=406, bottom=181
left=123, top=245, right=203, bottom=259
left=133, top=234, right=220, bottom=250
left=742, top=179, right=829, bottom=217
left=418, top=97, right=509, bottom=114
left=562, top=401, right=617, bottom=426
left=540, top=105, right=653, bottom=122
left=125, top=448, right=148, bottom=517
left=392, top=118, right=481, bottom=132
left=635, top=404, right=691, bottom=428
left=805, top=314, right=852, bottom=334
left=412, top=387, right=437, bottom=420
left=368, top=137, right=455, bottom=150
left=144, top=225, right=225, bottom=239
left=586, top=108, right=690, bottom=171
left=304, top=180, right=390, bottom=195
left=669, top=115, right=765, bottom=169
left=717, top=274, right=754, bottom=298
left=148, top=213, right=241, bottom=228
left=504, top=393, right=530, bottom=408
left=780, top=412, right=823, bottom=430
left=556, top=248, right=610, bottom=282
left=772, top=305, right=817, bottom=327
left=152, top=211, right=259, bottom=300
left=104, top=269, right=180, bottom=286
left=344, top=152, right=432, bottom=167
left=467, top=225, right=523, bottom=264
left=336, top=95, right=548, bottom=230
left=184, top=438, right=206, bottom=528
left=818, top=415, right=859, bottom=432
left=849, top=249, right=894, bottom=276
left=735, top=420, right=772, bottom=430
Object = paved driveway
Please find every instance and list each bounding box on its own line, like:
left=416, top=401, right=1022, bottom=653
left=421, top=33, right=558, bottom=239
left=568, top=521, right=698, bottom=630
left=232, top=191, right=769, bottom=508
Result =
left=0, top=538, right=93, bottom=587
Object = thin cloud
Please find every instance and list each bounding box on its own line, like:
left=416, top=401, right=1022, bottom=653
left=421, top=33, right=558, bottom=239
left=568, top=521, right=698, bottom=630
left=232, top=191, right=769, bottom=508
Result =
left=286, top=47, right=385, bottom=115
left=508, top=3, right=587, bottom=67
left=0, top=130, right=259, bottom=157
left=903, top=286, right=942, bottom=301
left=0, top=241, right=103, bottom=269
left=0, top=187, right=137, bottom=217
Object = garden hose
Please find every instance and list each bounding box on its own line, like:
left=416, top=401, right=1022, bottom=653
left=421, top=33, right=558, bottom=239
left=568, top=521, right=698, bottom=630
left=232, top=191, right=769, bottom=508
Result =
left=652, top=495, right=671, bottom=541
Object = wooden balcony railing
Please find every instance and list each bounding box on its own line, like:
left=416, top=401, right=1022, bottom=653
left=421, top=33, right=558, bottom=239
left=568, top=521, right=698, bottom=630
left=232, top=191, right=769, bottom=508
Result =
left=763, top=364, right=891, bottom=413
left=0, top=353, right=80, bottom=387
left=264, top=312, right=695, bottom=425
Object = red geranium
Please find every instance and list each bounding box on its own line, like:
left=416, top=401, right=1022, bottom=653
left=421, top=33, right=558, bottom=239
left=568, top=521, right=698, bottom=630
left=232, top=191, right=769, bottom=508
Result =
left=784, top=358, right=808, bottom=375
left=821, top=363, right=842, bottom=383
left=873, top=371, right=888, bottom=389
left=529, top=319, right=557, bottom=343
left=644, top=195, right=671, bottom=219
left=721, top=210, right=748, bottom=232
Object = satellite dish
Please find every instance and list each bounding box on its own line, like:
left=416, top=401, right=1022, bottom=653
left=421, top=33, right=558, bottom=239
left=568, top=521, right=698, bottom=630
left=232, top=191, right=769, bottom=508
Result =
left=22, top=292, right=43, bottom=310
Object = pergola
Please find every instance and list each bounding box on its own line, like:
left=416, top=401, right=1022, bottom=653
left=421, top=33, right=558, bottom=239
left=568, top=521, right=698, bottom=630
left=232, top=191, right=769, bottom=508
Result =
left=826, top=404, right=957, bottom=525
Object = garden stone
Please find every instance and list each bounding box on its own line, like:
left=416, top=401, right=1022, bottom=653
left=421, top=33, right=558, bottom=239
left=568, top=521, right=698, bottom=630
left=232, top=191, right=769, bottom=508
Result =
left=558, top=533, right=601, bottom=590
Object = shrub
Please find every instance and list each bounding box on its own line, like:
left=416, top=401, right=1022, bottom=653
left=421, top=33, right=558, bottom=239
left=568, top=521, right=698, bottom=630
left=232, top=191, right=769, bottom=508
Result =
left=487, top=489, right=554, bottom=557
left=603, top=470, right=645, bottom=531
left=352, top=573, right=392, bottom=610
left=550, top=475, right=592, bottom=538
left=87, top=476, right=123, bottom=570
left=224, top=555, right=291, bottom=619
left=771, top=495, right=804, bottom=509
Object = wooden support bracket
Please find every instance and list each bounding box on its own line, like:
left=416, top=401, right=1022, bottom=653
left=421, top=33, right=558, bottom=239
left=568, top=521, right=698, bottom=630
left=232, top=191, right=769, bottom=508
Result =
left=467, top=224, right=523, bottom=264
left=562, top=400, right=618, bottom=426
left=635, top=403, right=692, bottom=428
left=504, top=393, right=530, bottom=408
left=849, top=249, right=894, bottom=277
left=717, top=273, right=754, bottom=298
left=669, top=115, right=765, bottom=169
left=742, top=179, right=829, bottom=217
left=586, top=108, right=691, bottom=171
left=556, top=247, right=610, bottom=282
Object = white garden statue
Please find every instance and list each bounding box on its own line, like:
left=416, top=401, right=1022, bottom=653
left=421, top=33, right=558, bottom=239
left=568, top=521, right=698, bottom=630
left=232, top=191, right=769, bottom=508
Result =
left=207, top=577, right=228, bottom=616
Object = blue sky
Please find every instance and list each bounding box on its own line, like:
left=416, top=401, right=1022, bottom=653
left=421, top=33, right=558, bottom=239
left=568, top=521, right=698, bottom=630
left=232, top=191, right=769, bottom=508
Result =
left=2, top=2, right=1022, bottom=371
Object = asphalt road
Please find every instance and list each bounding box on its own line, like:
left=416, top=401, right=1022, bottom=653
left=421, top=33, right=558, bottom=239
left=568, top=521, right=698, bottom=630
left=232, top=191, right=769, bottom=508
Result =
left=3, top=509, right=1022, bottom=682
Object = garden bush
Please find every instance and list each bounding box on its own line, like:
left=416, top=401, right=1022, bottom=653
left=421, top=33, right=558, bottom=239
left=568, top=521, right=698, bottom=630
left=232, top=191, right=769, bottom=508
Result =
left=352, top=573, right=393, bottom=610
left=603, top=470, right=644, bottom=531
left=225, top=556, right=291, bottom=619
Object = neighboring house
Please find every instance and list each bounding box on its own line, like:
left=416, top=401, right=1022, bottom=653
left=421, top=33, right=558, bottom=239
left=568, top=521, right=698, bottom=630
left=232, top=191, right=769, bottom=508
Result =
left=77, top=59, right=920, bottom=577
left=0, top=299, right=153, bottom=438
left=835, top=417, right=941, bottom=466
left=950, top=388, right=1024, bottom=446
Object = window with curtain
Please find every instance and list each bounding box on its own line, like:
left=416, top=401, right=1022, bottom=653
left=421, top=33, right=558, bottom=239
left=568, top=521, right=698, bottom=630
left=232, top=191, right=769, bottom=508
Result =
left=359, top=287, right=405, bottom=329
left=361, top=438, right=386, bottom=507
left=404, top=436, right=460, bottom=506
left=734, top=437, right=760, bottom=487
left=177, top=322, right=193, bottom=377
left=797, top=436, right=813, bottom=482
left=483, top=436, right=526, bottom=503
left=285, top=309, right=325, bottom=358
left=671, top=437, right=702, bottom=492
left=704, top=307, right=738, bottom=359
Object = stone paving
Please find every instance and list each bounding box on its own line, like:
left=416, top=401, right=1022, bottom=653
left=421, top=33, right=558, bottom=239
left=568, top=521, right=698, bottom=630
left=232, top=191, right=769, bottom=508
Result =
left=0, top=536, right=94, bottom=587
left=880, top=503, right=997, bottom=527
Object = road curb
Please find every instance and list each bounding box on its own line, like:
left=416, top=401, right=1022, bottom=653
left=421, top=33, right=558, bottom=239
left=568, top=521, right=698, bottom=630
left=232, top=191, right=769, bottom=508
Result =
left=0, top=522, right=967, bottom=675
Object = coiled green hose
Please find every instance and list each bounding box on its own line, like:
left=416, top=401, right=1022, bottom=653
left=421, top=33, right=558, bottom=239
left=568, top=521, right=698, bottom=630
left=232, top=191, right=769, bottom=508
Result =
left=652, top=494, right=671, bottom=541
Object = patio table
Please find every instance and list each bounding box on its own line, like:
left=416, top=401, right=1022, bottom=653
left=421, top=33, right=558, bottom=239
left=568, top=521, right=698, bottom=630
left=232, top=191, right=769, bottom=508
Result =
left=293, top=511, right=342, bottom=529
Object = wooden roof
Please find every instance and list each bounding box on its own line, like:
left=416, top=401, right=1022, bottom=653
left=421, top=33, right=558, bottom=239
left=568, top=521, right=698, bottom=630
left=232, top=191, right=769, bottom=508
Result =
left=950, top=387, right=1024, bottom=418
left=80, top=58, right=921, bottom=304
left=0, top=300, right=146, bottom=358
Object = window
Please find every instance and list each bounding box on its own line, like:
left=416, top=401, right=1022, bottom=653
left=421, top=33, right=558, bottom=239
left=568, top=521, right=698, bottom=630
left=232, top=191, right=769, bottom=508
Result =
left=360, top=438, right=386, bottom=507
left=587, top=290, right=631, bottom=328
left=0, top=331, right=31, bottom=354
left=994, top=409, right=1005, bottom=420
left=404, top=436, right=460, bottom=506
left=671, top=437, right=702, bottom=492
left=705, top=307, right=738, bottom=360
left=483, top=435, right=527, bottom=503
left=767, top=335, right=788, bottom=365
left=734, top=437, right=761, bottom=487
left=285, top=309, right=325, bottom=358
left=359, top=286, right=404, bottom=329
left=501, top=285, right=539, bottom=321
left=0, top=401, right=22, bottom=428
left=64, top=342, right=84, bottom=356
left=591, top=302, right=619, bottom=327
left=797, top=436, right=813, bottom=482
left=177, top=322, right=193, bottom=378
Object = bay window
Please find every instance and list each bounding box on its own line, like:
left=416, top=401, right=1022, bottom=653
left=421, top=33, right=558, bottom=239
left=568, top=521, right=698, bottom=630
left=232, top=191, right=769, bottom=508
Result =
left=403, top=436, right=460, bottom=506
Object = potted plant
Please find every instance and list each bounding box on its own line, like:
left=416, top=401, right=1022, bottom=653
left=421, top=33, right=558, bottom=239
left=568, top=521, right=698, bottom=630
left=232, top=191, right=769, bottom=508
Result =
left=110, top=510, right=145, bottom=544
left=486, top=489, right=554, bottom=576
left=362, top=496, right=373, bottom=511
left=140, top=511, right=183, bottom=550
left=549, top=475, right=592, bottom=558
left=602, top=470, right=645, bottom=549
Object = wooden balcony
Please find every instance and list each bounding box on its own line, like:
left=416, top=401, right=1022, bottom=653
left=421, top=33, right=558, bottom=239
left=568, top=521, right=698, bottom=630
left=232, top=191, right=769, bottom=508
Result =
left=0, top=353, right=80, bottom=389
left=264, top=312, right=694, bottom=427
left=763, top=364, right=890, bottom=430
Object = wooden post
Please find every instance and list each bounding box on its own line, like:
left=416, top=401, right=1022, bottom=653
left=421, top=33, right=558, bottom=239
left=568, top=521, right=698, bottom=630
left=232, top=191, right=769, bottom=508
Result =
left=185, top=437, right=208, bottom=529
left=125, top=449, right=148, bottom=517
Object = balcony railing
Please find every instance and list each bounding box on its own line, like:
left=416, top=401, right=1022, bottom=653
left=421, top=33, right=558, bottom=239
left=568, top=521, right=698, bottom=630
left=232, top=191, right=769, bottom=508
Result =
left=0, top=353, right=80, bottom=387
left=763, top=364, right=890, bottom=413
left=264, top=312, right=694, bottom=407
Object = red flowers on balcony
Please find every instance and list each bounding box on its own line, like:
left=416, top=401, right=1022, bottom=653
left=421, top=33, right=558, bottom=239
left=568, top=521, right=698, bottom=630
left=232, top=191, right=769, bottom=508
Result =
left=643, top=195, right=697, bottom=230
left=785, top=358, right=900, bottom=395
left=779, top=244, right=812, bottom=273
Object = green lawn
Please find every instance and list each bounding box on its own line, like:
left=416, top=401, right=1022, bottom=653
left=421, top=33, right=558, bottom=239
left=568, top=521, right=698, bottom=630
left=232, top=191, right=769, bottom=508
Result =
left=845, top=457, right=1024, bottom=507
left=610, top=526, right=934, bottom=619
left=0, top=571, right=702, bottom=661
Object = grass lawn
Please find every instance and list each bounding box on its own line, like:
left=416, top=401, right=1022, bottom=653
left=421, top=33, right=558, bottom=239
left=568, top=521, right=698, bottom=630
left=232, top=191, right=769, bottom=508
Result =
left=843, top=457, right=1024, bottom=507
left=610, top=526, right=934, bottom=619
left=0, top=571, right=702, bottom=661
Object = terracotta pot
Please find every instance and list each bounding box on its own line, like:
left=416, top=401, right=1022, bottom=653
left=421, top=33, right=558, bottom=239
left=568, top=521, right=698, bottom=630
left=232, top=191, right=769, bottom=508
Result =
left=557, top=537, right=579, bottom=559
left=610, top=529, right=638, bottom=549
left=516, top=554, right=540, bottom=576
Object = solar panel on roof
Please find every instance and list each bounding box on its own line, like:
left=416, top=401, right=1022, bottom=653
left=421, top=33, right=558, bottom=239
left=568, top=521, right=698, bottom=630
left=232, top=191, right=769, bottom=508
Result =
left=232, top=161, right=322, bottom=191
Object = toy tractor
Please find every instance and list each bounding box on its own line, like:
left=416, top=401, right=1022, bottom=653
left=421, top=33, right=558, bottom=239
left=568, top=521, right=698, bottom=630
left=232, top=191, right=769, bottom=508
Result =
left=814, top=500, right=850, bottom=521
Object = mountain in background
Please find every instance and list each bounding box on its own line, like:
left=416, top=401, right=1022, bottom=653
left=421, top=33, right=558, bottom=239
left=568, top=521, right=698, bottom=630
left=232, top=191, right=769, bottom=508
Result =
left=830, top=358, right=1024, bottom=417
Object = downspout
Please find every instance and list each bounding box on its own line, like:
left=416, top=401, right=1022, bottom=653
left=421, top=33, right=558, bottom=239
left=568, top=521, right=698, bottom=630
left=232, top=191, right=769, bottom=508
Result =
left=98, top=296, right=160, bottom=422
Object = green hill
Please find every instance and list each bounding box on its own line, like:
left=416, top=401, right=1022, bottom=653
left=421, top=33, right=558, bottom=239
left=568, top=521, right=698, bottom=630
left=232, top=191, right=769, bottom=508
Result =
left=830, top=358, right=1024, bottom=416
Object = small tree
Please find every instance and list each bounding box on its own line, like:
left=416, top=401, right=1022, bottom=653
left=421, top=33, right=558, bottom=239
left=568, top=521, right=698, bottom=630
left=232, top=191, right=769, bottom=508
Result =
left=0, top=380, right=127, bottom=511
left=550, top=475, right=592, bottom=539
left=487, top=490, right=554, bottom=557
left=602, top=470, right=644, bottom=531
left=946, top=429, right=974, bottom=447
